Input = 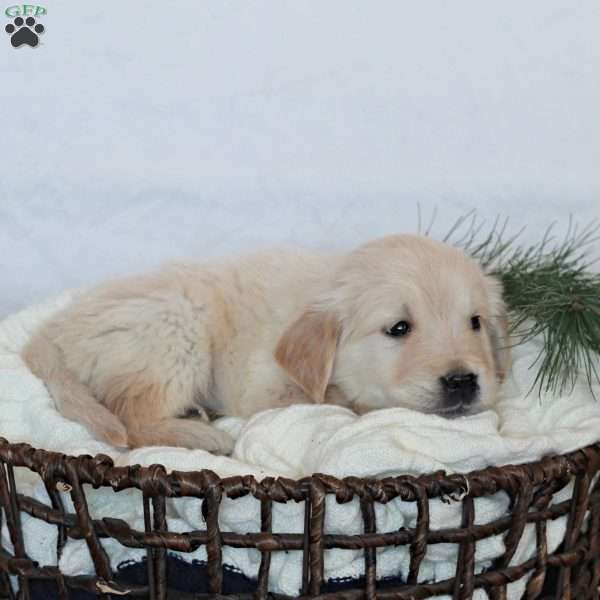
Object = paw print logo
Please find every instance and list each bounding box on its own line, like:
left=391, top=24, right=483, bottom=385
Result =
left=5, top=16, right=44, bottom=47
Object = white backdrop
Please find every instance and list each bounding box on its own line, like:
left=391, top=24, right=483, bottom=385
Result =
left=1, top=1, right=599, bottom=317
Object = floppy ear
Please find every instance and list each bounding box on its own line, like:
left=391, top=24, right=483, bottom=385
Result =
left=274, top=309, right=340, bottom=403
left=485, top=276, right=511, bottom=382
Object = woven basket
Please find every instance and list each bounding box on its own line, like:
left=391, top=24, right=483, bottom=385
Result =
left=0, top=437, right=599, bottom=600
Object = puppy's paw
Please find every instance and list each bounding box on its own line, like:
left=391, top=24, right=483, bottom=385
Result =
left=104, top=426, right=129, bottom=448
left=126, top=418, right=234, bottom=453
left=96, top=420, right=129, bottom=448
left=204, top=428, right=235, bottom=455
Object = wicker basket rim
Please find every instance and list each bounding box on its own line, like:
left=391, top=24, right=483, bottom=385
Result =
left=2, top=436, right=599, bottom=503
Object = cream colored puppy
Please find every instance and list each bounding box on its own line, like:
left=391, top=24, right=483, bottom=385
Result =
left=22, top=235, right=510, bottom=454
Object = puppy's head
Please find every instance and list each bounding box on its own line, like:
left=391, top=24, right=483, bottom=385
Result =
left=275, top=235, right=510, bottom=417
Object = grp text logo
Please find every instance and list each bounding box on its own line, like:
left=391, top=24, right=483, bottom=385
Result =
left=5, top=4, right=46, bottom=47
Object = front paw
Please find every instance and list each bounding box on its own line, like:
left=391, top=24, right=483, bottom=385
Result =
left=205, top=428, right=235, bottom=455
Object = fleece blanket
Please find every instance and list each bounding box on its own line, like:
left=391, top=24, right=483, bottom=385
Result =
left=2, top=291, right=600, bottom=599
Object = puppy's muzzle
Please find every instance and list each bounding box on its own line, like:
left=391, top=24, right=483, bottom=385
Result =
left=439, top=371, right=479, bottom=416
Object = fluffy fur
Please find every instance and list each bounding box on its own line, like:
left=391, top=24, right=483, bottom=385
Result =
left=22, top=235, right=510, bottom=453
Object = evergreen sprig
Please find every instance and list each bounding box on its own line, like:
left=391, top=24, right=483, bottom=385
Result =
left=440, top=212, right=600, bottom=397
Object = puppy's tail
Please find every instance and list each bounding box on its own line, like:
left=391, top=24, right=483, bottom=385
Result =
left=22, top=334, right=129, bottom=447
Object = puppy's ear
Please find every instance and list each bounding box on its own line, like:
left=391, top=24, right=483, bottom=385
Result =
left=274, top=309, right=340, bottom=403
left=485, top=275, right=511, bottom=382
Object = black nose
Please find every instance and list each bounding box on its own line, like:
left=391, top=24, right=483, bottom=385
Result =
left=442, top=372, right=478, bottom=391
left=440, top=371, right=479, bottom=406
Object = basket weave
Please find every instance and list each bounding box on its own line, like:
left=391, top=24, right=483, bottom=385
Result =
left=1, top=437, right=599, bottom=600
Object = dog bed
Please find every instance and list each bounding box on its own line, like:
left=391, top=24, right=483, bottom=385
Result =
left=2, top=291, right=600, bottom=599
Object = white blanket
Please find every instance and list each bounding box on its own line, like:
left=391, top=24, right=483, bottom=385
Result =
left=2, top=292, right=600, bottom=598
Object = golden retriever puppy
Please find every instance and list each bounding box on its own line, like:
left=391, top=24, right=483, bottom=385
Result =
left=22, top=235, right=510, bottom=453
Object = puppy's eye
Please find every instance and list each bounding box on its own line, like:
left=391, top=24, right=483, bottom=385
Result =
left=385, top=320, right=412, bottom=337
left=471, top=315, right=481, bottom=331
